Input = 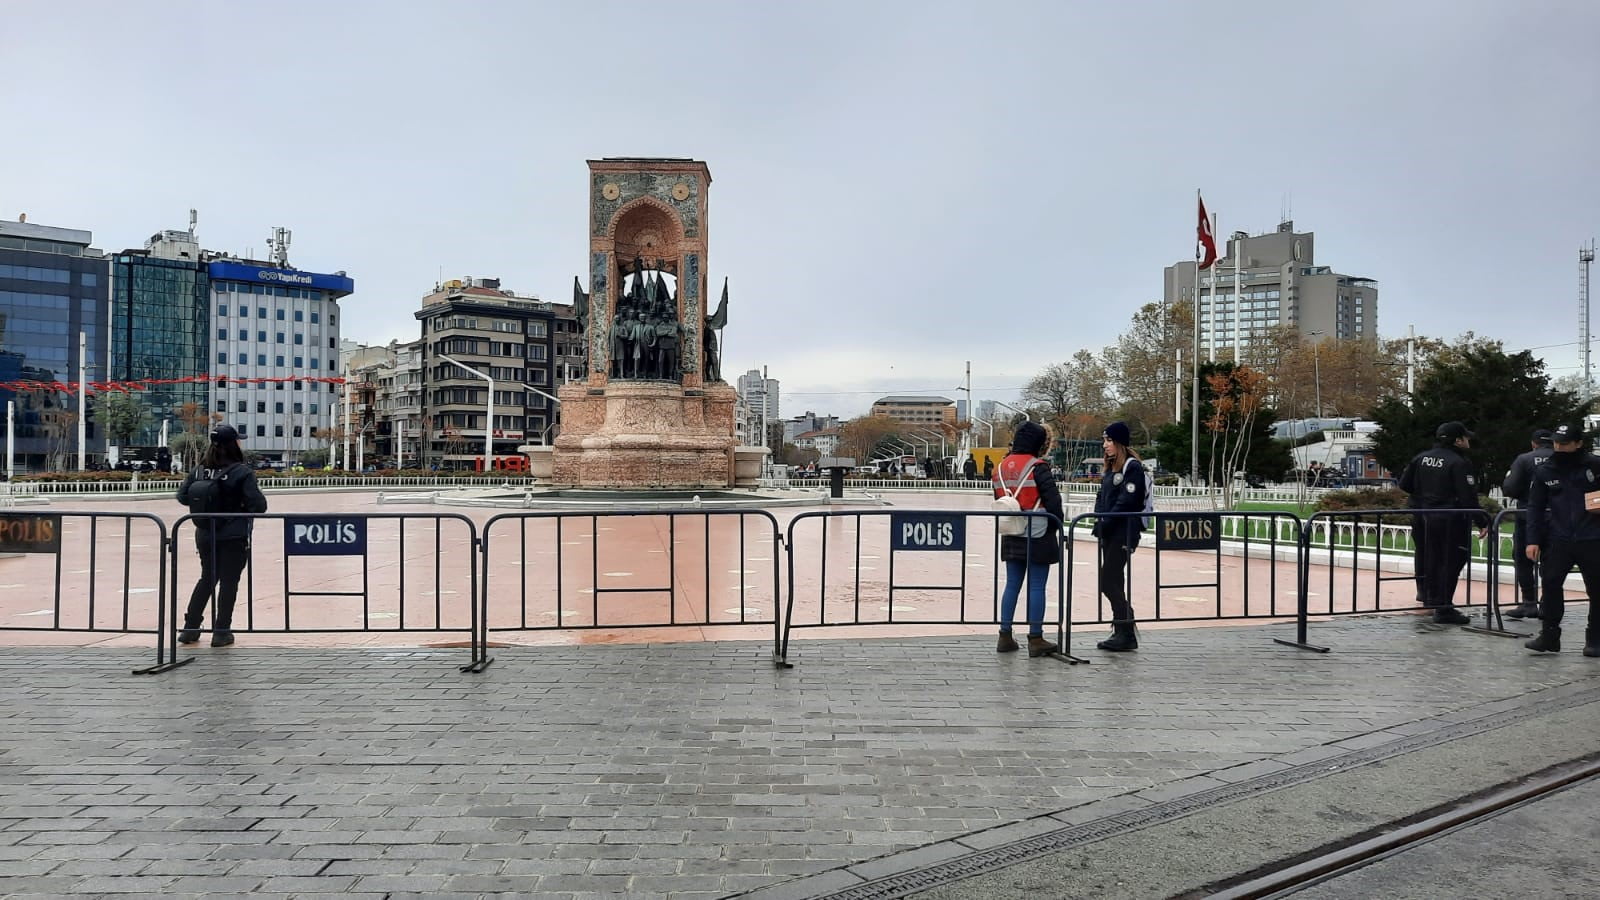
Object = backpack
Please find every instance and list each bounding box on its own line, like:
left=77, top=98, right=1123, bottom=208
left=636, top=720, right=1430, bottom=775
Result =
left=1123, top=457, right=1155, bottom=529
left=186, top=463, right=246, bottom=516
left=993, top=458, right=1042, bottom=537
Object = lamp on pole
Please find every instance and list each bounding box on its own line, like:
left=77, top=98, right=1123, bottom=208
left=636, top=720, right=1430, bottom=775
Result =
left=991, top=399, right=1034, bottom=422
left=525, top=386, right=563, bottom=447
left=439, top=354, right=494, bottom=473
left=1307, top=330, right=1325, bottom=418
left=356, top=421, right=376, bottom=472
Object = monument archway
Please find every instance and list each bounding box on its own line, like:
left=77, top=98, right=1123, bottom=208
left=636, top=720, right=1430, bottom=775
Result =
left=544, top=158, right=754, bottom=489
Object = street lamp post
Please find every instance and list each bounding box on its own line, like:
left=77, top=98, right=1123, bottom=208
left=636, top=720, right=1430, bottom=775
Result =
left=1308, top=330, right=1325, bottom=418
left=356, top=421, right=375, bottom=472
left=439, top=354, right=494, bottom=473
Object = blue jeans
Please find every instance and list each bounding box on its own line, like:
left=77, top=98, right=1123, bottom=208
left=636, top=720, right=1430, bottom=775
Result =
left=1000, top=559, right=1051, bottom=635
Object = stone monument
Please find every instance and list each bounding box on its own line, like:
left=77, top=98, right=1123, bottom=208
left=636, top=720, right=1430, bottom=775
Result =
left=544, top=158, right=760, bottom=488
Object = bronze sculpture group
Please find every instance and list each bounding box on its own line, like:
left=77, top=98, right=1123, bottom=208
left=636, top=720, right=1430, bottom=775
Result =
left=572, top=256, right=727, bottom=383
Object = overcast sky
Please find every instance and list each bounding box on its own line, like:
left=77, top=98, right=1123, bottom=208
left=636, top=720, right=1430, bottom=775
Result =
left=4, top=1, right=1597, bottom=418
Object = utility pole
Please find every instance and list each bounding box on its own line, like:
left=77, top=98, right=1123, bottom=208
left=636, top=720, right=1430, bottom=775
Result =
left=1582, top=242, right=1596, bottom=396
left=1406, top=324, right=1416, bottom=409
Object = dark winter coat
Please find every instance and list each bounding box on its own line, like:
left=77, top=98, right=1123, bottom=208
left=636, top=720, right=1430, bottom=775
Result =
left=177, top=462, right=269, bottom=543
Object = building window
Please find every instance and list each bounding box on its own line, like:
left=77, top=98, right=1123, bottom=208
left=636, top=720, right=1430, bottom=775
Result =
left=312, top=359, right=320, bottom=369
left=258, top=307, right=267, bottom=318
left=217, top=352, right=227, bottom=364
left=256, top=425, right=266, bottom=437
left=237, top=353, right=247, bottom=364
left=275, top=355, right=285, bottom=366
left=328, top=338, right=335, bottom=349
left=276, top=332, right=285, bottom=343
left=276, top=309, right=285, bottom=320
left=257, top=354, right=267, bottom=366
left=294, top=310, right=303, bottom=322
left=218, top=304, right=228, bottom=317
left=293, top=381, right=303, bottom=391
left=238, top=329, right=248, bottom=340
left=236, top=401, right=246, bottom=413
left=273, top=401, right=284, bottom=414
left=310, top=312, right=319, bottom=324
left=293, top=425, right=303, bottom=437
left=311, top=403, right=319, bottom=414
left=328, top=358, right=335, bottom=370
left=294, top=356, right=303, bottom=367
left=215, top=400, right=225, bottom=413
left=257, top=331, right=266, bottom=342
left=293, top=402, right=303, bottom=414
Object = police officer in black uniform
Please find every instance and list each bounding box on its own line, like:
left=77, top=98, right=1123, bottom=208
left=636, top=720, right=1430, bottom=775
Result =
left=1522, top=421, right=1600, bottom=656
left=1501, top=428, right=1555, bottom=619
left=1398, top=421, right=1482, bottom=624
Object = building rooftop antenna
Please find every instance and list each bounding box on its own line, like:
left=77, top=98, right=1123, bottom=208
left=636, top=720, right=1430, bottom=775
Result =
left=267, top=226, right=292, bottom=268
left=188, top=208, right=197, bottom=238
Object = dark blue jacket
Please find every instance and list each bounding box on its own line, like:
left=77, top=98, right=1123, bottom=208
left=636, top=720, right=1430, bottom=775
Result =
left=1092, top=457, right=1147, bottom=549
left=1526, top=451, right=1600, bottom=546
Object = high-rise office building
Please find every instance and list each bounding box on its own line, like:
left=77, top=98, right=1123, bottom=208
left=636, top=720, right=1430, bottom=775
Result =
left=1163, top=220, right=1377, bottom=358
left=0, top=217, right=109, bottom=470
left=110, top=229, right=209, bottom=449
left=208, top=254, right=352, bottom=462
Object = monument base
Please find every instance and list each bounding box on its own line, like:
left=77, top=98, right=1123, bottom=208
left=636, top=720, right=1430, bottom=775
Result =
left=550, top=380, right=739, bottom=488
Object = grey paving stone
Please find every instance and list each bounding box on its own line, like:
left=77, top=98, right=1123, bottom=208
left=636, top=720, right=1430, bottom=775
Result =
left=3, top=621, right=1599, bottom=897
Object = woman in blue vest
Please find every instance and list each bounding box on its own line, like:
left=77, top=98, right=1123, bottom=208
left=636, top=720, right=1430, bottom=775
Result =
left=1093, top=421, right=1148, bottom=651
left=992, top=421, right=1063, bottom=657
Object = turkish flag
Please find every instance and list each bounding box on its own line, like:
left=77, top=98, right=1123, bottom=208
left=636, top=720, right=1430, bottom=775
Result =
left=1197, top=195, right=1218, bottom=270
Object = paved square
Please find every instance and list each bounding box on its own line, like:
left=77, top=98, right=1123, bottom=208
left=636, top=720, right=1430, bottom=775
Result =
left=2, top=617, right=1598, bottom=897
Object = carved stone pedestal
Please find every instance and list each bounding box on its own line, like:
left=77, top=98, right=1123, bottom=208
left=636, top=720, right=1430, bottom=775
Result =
left=550, top=380, right=739, bottom=488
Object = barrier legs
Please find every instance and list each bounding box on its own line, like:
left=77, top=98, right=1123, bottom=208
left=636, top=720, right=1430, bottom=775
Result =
left=133, top=532, right=194, bottom=675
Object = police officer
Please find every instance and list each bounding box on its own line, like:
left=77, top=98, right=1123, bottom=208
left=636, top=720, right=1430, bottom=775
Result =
left=1398, top=421, right=1482, bottom=624
left=1501, top=429, right=1554, bottom=619
left=1522, top=421, right=1600, bottom=656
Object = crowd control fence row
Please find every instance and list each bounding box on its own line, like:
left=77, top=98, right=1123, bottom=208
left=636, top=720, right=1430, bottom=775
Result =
left=0, top=505, right=1558, bottom=673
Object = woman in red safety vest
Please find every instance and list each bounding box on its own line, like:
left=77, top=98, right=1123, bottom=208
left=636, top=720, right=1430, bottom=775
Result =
left=991, top=421, right=1064, bottom=657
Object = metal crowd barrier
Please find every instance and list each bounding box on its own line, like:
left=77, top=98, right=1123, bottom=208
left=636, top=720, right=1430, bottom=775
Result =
left=0, top=510, right=177, bottom=674
left=1290, top=507, right=1516, bottom=650
left=169, top=512, right=490, bottom=672
left=480, top=510, right=783, bottom=659
left=1062, top=510, right=1311, bottom=659
left=778, top=510, right=1070, bottom=665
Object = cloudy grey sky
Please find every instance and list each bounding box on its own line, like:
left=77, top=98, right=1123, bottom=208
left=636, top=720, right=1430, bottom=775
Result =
left=4, top=1, right=1597, bottom=418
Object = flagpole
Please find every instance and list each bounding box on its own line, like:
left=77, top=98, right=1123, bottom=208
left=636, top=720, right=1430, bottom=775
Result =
left=1208, top=212, right=1218, bottom=363
left=1234, top=229, right=1244, bottom=363
left=1191, top=189, right=1202, bottom=485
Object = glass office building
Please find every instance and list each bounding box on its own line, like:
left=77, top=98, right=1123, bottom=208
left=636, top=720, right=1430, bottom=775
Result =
left=0, top=218, right=110, bottom=471
left=110, top=230, right=210, bottom=449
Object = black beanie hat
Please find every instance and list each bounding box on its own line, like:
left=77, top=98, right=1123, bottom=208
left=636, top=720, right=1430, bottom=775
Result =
left=1010, top=421, right=1048, bottom=455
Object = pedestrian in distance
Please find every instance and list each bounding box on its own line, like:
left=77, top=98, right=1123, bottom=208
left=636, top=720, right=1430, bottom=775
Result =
left=176, top=424, right=268, bottom=647
left=1093, top=421, right=1148, bottom=651
left=992, top=421, right=1062, bottom=658
left=1522, top=421, right=1600, bottom=656
left=1398, top=421, right=1484, bottom=625
left=1501, top=428, right=1555, bottom=619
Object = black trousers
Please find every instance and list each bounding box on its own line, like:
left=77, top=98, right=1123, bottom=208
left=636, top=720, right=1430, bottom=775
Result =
left=1098, top=541, right=1134, bottom=625
left=1414, top=512, right=1470, bottom=608
left=1538, top=539, right=1600, bottom=634
left=1511, top=515, right=1541, bottom=606
left=185, top=538, right=250, bottom=632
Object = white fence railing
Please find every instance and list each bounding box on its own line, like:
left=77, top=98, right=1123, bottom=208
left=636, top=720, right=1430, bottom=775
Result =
left=0, top=476, right=539, bottom=496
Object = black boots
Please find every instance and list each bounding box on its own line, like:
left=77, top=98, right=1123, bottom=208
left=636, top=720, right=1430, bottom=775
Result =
left=1586, top=629, right=1600, bottom=658
left=997, top=631, right=1020, bottom=653
left=1432, top=607, right=1472, bottom=625
left=1097, top=625, right=1139, bottom=652
left=1525, top=627, right=1560, bottom=653
left=1506, top=602, right=1541, bottom=620
left=1026, top=635, right=1059, bottom=657
left=211, top=631, right=235, bottom=647
left=177, top=628, right=202, bottom=645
